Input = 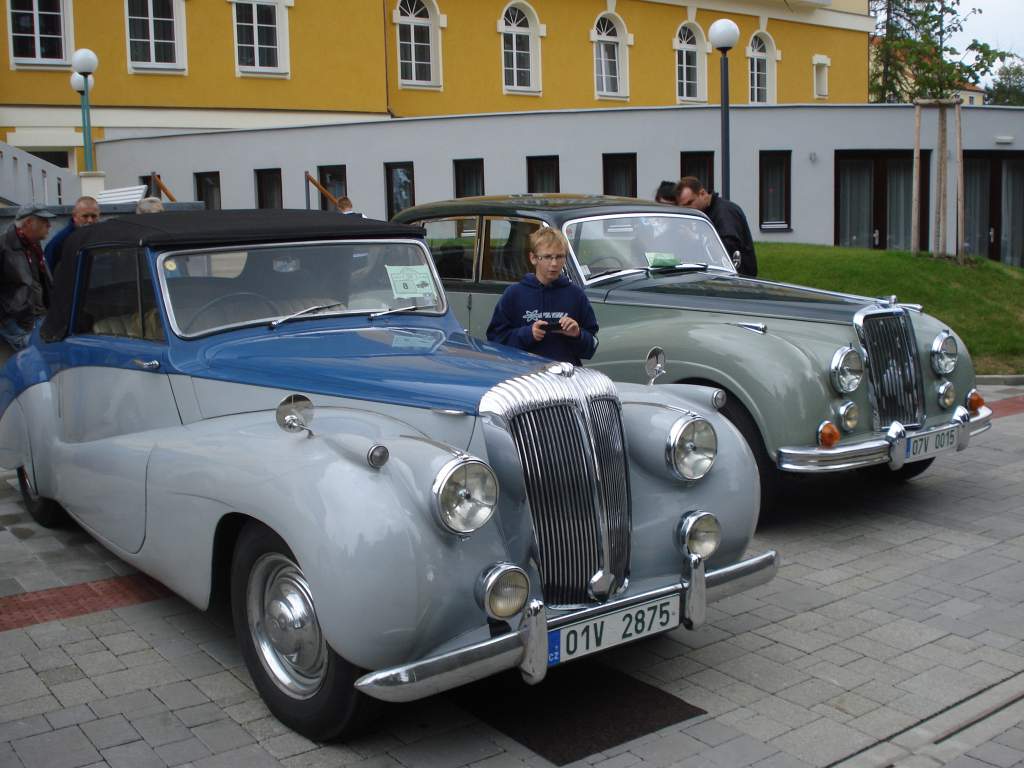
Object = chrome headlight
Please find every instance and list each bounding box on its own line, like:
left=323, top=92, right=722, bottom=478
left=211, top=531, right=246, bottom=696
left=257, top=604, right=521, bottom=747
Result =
left=667, top=417, right=717, bottom=481
left=476, top=564, right=529, bottom=620
left=432, top=457, right=498, bottom=535
left=677, top=512, right=721, bottom=559
left=830, top=346, right=864, bottom=394
left=931, top=331, right=958, bottom=375
left=838, top=401, right=859, bottom=432
left=938, top=381, right=956, bottom=409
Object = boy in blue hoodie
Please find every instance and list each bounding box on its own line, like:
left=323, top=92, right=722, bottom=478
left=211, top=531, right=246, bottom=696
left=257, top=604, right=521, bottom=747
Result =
left=486, top=228, right=599, bottom=365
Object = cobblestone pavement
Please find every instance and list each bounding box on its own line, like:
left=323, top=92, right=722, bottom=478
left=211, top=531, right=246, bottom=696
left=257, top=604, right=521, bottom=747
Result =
left=0, top=386, right=1022, bottom=768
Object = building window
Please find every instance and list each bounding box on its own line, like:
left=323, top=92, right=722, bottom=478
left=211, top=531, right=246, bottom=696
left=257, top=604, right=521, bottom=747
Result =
left=592, top=14, right=630, bottom=99
left=603, top=153, right=637, bottom=198
left=195, top=171, right=221, bottom=210
left=680, top=152, right=714, bottom=192
left=317, top=165, right=347, bottom=210
left=126, top=0, right=186, bottom=71
left=498, top=3, right=543, bottom=94
left=255, top=168, right=283, bottom=209
left=527, top=155, right=559, bottom=193
left=454, top=158, right=484, bottom=198
left=759, top=151, right=790, bottom=230
left=231, top=0, right=290, bottom=76
left=968, top=94, right=976, bottom=105
left=385, top=162, right=415, bottom=219
left=10, top=0, right=71, bottom=65
left=673, top=23, right=706, bottom=102
left=747, top=32, right=778, bottom=104
left=812, top=54, right=830, bottom=99
left=394, top=0, right=444, bottom=88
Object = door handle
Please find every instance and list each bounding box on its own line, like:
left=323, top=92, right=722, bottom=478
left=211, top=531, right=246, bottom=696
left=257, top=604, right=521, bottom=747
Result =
left=990, top=227, right=996, bottom=244
left=131, top=359, right=160, bottom=371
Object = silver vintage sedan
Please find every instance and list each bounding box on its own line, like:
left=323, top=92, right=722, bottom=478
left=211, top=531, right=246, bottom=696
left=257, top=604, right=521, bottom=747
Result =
left=0, top=211, right=776, bottom=740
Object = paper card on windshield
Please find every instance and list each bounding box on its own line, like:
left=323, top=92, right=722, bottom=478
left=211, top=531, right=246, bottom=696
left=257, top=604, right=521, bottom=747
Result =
left=386, top=265, right=434, bottom=299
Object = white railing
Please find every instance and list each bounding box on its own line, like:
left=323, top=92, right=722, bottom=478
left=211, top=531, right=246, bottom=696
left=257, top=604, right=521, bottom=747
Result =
left=0, top=142, right=80, bottom=207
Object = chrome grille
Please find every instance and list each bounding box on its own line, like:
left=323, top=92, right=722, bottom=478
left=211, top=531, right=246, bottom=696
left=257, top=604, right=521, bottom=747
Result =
left=858, top=309, right=925, bottom=429
left=481, top=366, right=631, bottom=606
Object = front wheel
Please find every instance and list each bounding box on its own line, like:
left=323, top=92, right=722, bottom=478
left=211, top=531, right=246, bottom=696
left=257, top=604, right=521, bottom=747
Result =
left=17, top=467, right=68, bottom=528
left=718, top=399, right=780, bottom=522
left=230, top=522, right=378, bottom=741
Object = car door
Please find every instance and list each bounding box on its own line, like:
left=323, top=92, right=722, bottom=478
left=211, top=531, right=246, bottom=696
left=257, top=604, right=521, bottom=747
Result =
left=52, top=246, right=180, bottom=554
left=420, top=217, right=479, bottom=331
left=467, top=217, right=543, bottom=338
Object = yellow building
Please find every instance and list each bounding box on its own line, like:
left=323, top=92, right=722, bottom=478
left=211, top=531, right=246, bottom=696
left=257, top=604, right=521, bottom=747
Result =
left=1, top=0, right=872, bottom=172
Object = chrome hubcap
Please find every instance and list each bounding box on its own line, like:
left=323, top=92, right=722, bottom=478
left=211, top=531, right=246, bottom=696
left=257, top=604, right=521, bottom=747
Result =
left=247, top=553, right=327, bottom=699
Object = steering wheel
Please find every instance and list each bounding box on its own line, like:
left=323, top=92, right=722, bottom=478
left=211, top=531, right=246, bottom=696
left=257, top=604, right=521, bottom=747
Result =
left=184, top=292, right=278, bottom=333
left=587, top=255, right=626, bottom=270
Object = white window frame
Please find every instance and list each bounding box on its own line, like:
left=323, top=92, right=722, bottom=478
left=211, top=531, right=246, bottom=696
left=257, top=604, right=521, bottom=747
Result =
left=227, top=0, right=292, bottom=78
left=8, top=0, right=74, bottom=68
left=124, top=0, right=187, bottom=74
left=496, top=1, right=544, bottom=96
left=590, top=12, right=632, bottom=101
left=393, top=0, right=445, bottom=90
left=812, top=53, right=830, bottom=99
left=746, top=31, right=779, bottom=104
left=673, top=21, right=707, bottom=103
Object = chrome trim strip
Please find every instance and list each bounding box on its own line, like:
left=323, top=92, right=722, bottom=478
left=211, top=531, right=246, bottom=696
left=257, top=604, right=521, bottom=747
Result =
left=354, top=550, right=778, bottom=703
left=776, top=406, right=992, bottom=473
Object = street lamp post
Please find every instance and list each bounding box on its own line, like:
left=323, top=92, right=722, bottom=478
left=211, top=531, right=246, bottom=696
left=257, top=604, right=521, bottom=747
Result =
left=708, top=19, right=739, bottom=201
left=70, top=48, right=99, bottom=172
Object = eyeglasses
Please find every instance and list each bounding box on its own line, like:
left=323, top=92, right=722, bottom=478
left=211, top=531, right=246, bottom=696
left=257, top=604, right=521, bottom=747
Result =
left=535, top=252, right=568, bottom=263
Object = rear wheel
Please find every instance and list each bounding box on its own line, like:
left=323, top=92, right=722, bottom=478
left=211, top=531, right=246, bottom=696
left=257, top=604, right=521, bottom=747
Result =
left=230, top=522, right=379, bottom=742
left=718, top=398, right=780, bottom=521
left=17, top=467, right=68, bottom=528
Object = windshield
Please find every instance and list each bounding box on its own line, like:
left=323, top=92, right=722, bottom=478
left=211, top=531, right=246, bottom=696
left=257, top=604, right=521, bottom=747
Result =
left=159, top=240, right=442, bottom=337
left=563, top=214, right=735, bottom=278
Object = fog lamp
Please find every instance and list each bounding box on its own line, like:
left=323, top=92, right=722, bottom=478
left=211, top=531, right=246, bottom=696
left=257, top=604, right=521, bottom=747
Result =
left=677, top=511, right=721, bottom=559
left=477, top=564, right=529, bottom=620
left=818, top=421, right=840, bottom=449
left=967, top=389, right=985, bottom=415
left=838, top=402, right=859, bottom=432
left=937, top=381, right=956, bottom=410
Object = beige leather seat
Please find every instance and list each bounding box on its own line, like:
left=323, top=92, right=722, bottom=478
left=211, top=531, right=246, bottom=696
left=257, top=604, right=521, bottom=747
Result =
left=92, top=308, right=165, bottom=341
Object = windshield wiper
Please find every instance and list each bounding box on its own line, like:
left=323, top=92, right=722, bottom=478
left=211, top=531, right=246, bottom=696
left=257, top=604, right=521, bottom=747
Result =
left=368, top=303, right=436, bottom=320
left=646, top=262, right=709, bottom=274
left=269, top=302, right=347, bottom=329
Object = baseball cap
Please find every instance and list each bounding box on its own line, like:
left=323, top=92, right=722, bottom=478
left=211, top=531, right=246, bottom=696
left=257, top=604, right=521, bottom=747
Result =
left=16, top=203, right=56, bottom=219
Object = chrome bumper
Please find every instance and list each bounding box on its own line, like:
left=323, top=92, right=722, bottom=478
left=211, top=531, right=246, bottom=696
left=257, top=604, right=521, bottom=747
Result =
left=354, top=549, right=778, bottom=703
left=776, top=405, right=992, bottom=473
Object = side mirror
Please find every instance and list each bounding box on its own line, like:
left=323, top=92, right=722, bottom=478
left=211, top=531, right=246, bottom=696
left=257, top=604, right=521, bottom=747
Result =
left=644, top=347, right=667, bottom=386
left=276, top=394, right=315, bottom=438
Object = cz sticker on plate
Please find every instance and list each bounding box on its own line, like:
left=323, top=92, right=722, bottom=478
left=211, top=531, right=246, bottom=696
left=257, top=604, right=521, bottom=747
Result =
left=547, top=595, right=680, bottom=666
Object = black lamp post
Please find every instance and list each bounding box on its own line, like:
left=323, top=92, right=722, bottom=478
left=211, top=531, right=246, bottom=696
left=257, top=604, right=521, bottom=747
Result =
left=708, top=20, right=739, bottom=200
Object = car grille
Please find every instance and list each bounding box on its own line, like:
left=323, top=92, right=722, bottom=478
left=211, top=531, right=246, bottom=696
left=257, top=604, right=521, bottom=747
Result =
left=858, top=309, right=925, bottom=429
left=481, top=365, right=631, bottom=606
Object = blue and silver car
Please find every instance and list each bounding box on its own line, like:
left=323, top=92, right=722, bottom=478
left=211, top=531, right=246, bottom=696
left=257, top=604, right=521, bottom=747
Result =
left=0, top=210, right=776, bottom=740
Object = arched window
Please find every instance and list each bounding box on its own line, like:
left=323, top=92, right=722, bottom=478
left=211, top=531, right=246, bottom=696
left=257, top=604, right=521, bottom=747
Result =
left=498, top=3, right=543, bottom=93
left=592, top=14, right=630, bottom=98
left=394, top=0, right=444, bottom=87
left=673, top=22, right=706, bottom=102
left=747, top=32, right=778, bottom=104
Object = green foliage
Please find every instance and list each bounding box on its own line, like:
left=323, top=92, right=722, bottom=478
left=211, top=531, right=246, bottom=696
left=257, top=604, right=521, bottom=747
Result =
left=757, top=242, right=1024, bottom=374
left=986, top=62, right=1024, bottom=106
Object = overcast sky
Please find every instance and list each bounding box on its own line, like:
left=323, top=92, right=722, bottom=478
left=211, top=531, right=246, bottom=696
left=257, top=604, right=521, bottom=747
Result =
left=947, top=0, right=1022, bottom=83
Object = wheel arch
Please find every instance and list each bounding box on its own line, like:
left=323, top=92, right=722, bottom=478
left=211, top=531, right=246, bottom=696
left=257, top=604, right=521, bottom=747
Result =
left=209, top=511, right=256, bottom=612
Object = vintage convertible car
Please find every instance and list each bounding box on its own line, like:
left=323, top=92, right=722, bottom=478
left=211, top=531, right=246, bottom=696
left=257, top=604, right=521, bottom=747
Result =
left=394, top=196, right=993, bottom=513
left=0, top=211, right=776, bottom=740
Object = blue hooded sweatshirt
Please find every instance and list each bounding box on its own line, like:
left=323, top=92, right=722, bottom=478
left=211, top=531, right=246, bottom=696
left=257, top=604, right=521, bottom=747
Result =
left=486, top=273, right=599, bottom=365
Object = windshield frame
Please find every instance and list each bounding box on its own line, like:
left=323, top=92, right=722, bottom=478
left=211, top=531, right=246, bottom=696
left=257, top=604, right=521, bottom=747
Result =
left=155, top=238, right=447, bottom=340
left=561, top=212, right=738, bottom=285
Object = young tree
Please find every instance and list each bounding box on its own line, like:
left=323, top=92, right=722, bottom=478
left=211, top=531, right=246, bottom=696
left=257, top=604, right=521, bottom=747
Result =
left=869, top=0, right=916, bottom=103
left=986, top=62, right=1024, bottom=106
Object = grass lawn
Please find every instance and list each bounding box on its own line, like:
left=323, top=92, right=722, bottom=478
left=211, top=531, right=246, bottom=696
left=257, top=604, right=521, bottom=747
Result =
left=756, top=242, right=1024, bottom=375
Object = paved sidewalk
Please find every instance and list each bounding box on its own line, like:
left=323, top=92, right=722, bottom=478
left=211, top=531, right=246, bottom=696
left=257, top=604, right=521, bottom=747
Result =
left=1, top=389, right=1022, bottom=768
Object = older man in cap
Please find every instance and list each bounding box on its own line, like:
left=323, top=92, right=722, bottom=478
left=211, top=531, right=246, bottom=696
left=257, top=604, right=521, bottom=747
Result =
left=1, top=203, right=55, bottom=350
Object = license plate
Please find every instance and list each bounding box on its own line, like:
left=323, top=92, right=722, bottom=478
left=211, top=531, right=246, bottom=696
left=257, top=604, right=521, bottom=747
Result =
left=547, top=595, right=680, bottom=666
left=906, top=427, right=958, bottom=462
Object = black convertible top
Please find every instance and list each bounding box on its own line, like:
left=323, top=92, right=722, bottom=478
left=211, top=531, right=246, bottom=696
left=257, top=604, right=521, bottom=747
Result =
left=41, top=209, right=425, bottom=342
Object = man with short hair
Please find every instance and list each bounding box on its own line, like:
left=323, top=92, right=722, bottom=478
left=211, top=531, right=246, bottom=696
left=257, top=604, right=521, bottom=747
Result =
left=44, top=195, right=100, bottom=272
left=676, top=176, right=758, bottom=277
left=654, top=180, right=679, bottom=204
left=1, top=204, right=55, bottom=350
left=486, top=228, right=599, bottom=366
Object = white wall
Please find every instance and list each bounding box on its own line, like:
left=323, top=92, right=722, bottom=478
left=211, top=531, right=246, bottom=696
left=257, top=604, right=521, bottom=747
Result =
left=0, top=142, right=80, bottom=207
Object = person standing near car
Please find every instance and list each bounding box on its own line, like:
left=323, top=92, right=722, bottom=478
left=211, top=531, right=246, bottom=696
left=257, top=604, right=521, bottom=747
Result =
left=676, top=176, right=758, bottom=277
left=1, top=204, right=55, bottom=350
left=44, top=195, right=100, bottom=272
left=486, top=228, right=598, bottom=366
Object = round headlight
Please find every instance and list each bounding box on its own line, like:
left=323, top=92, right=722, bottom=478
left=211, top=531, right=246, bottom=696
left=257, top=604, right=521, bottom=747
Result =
left=838, top=401, right=859, bottom=432
left=938, top=381, right=956, bottom=409
left=677, top=512, right=721, bottom=559
left=931, top=332, right=958, bottom=375
left=433, top=458, right=498, bottom=535
left=830, top=347, right=864, bottom=394
left=477, top=564, right=529, bottom=620
left=667, top=417, right=717, bottom=481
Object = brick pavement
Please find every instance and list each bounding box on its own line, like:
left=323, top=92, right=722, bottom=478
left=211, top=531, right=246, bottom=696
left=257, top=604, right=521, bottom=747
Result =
left=0, top=387, right=1021, bottom=768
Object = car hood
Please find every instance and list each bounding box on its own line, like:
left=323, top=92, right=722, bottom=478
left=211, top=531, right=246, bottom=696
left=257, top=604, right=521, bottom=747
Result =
left=598, top=272, right=877, bottom=324
left=191, top=327, right=543, bottom=414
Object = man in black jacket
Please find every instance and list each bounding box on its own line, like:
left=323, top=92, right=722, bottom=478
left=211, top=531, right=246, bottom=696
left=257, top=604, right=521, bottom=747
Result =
left=676, top=176, right=758, bottom=277
left=1, top=204, right=54, bottom=350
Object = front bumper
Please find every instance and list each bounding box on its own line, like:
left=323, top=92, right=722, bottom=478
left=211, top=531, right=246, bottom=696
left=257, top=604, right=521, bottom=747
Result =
left=354, top=549, right=778, bottom=703
left=776, top=405, right=992, bottom=473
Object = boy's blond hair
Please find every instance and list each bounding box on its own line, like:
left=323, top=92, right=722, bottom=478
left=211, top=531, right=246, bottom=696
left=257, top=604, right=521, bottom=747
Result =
left=528, top=227, right=569, bottom=254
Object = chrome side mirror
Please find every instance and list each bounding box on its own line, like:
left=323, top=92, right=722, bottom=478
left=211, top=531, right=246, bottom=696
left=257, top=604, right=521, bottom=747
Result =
left=276, top=394, right=315, bottom=438
left=644, top=347, right=667, bottom=386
